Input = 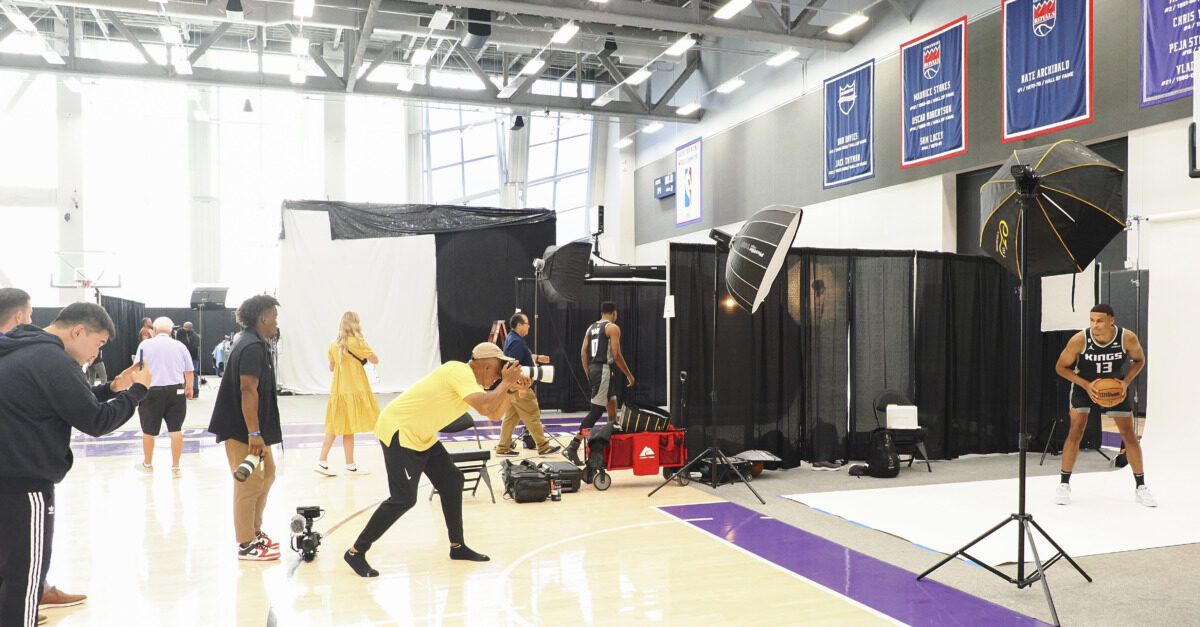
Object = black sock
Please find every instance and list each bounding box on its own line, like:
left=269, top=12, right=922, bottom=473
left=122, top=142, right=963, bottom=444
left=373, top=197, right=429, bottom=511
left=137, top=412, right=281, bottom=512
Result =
left=449, top=544, right=490, bottom=562
left=1134, top=473, right=1145, bottom=488
left=1060, top=471, right=1071, bottom=484
left=344, top=549, right=379, bottom=577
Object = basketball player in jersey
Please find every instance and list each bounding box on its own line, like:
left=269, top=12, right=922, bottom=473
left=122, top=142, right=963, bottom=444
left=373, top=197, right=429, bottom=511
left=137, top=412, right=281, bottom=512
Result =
left=565, top=301, right=635, bottom=465
left=1053, top=304, right=1154, bottom=507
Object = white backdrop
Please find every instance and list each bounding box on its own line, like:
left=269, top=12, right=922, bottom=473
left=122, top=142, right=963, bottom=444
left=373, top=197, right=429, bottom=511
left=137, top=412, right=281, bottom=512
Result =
left=277, top=209, right=441, bottom=394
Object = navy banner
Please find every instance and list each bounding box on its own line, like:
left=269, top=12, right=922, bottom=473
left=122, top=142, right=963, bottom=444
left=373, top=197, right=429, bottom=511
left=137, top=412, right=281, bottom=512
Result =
left=823, top=60, right=874, bottom=188
left=1141, top=0, right=1199, bottom=107
left=900, top=17, right=968, bottom=168
left=1002, top=0, right=1093, bottom=142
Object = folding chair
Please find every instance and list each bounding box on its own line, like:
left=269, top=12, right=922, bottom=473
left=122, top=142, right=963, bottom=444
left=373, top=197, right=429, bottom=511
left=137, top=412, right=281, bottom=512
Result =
left=430, top=413, right=495, bottom=503
left=872, top=389, right=932, bottom=472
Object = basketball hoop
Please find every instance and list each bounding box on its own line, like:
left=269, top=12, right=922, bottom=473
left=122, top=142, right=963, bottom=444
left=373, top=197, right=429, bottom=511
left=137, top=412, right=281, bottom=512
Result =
left=76, top=279, right=93, bottom=290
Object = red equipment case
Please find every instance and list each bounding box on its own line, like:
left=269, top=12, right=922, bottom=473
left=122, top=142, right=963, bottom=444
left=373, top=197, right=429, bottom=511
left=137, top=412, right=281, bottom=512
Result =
left=585, top=427, right=687, bottom=490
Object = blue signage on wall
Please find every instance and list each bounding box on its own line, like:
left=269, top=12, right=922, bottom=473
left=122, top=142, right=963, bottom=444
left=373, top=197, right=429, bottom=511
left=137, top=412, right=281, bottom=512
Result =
left=1141, top=0, right=1198, bottom=107
left=824, top=59, right=874, bottom=188
left=901, top=17, right=968, bottom=168
left=1002, top=0, right=1093, bottom=142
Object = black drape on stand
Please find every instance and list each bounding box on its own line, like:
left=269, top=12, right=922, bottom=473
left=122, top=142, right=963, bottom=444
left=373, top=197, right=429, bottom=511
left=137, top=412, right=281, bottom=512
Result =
left=670, top=244, right=1078, bottom=467
left=514, top=278, right=666, bottom=411
left=98, top=295, right=145, bottom=377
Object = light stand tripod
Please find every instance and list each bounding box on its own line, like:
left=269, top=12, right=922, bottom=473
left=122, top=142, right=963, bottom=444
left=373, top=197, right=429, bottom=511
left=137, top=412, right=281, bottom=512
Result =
left=917, top=166, right=1090, bottom=627
left=649, top=239, right=765, bottom=504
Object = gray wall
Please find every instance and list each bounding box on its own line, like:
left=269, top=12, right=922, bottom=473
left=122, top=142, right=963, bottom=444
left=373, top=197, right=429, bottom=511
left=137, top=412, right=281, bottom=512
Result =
left=635, top=2, right=1193, bottom=245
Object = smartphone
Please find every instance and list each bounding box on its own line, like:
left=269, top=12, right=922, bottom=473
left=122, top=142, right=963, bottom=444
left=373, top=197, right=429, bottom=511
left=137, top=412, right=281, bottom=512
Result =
left=138, top=349, right=144, bottom=370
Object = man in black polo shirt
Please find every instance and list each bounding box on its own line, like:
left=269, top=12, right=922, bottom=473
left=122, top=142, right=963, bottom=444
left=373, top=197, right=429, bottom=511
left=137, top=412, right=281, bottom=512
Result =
left=207, top=295, right=283, bottom=561
left=0, top=302, right=151, bottom=627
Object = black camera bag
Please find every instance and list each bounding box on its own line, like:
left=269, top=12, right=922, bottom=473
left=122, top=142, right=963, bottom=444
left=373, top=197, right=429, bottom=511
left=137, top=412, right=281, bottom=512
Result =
left=501, top=459, right=550, bottom=503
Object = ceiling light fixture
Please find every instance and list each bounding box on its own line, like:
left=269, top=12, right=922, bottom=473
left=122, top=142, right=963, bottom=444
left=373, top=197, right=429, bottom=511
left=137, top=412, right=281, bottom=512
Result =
left=614, top=136, right=633, bottom=148
left=625, top=68, right=652, bottom=85
left=225, top=0, right=243, bottom=20
left=712, top=0, right=752, bottom=20
left=429, top=8, right=454, bottom=31
left=827, top=13, right=869, bottom=36
left=293, top=0, right=314, bottom=19
left=716, top=76, right=745, bottom=93
left=664, top=35, right=695, bottom=57
left=676, top=102, right=700, bottom=115
left=643, top=121, right=664, bottom=134
left=766, top=49, right=800, bottom=67
left=551, top=21, right=579, bottom=45
left=158, top=25, right=184, bottom=46
left=520, top=56, right=545, bottom=76
left=397, top=77, right=415, bottom=92
left=40, top=47, right=65, bottom=65
left=291, top=36, right=309, bottom=56
left=592, top=91, right=614, bottom=107
left=411, top=48, right=433, bottom=66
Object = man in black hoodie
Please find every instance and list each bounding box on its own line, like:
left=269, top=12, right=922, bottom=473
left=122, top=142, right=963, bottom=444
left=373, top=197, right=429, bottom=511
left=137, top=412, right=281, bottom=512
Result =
left=0, top=302, right=152, bottom=627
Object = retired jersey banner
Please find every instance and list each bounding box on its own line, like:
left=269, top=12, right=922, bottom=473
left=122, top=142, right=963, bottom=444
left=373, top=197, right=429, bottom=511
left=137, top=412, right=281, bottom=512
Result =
left=1141, top=0, right=1199, bottom=107
left=824, top=60, right=874, bottom=188
left=900, top=17, right=968, bottom=168
left=675, top=138, right=702, bottom=226
left=1002, top=0, right=1093, bottom=142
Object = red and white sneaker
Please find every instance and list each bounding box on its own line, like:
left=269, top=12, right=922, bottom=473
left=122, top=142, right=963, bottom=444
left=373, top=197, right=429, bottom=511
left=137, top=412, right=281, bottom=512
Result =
left=238, top=539, right=279, bottom=561
left=257, top=531, right=280, bottom=550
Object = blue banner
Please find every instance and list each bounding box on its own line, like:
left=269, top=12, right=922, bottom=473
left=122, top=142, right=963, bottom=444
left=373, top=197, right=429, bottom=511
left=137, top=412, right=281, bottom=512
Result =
left=901, top=17, right=968, bottom=168
left=824, top=60, right=874, bottom=188
left=1002, top=0, right=1093, bottom=142
left=1141, top=0, right=1199, bottom=107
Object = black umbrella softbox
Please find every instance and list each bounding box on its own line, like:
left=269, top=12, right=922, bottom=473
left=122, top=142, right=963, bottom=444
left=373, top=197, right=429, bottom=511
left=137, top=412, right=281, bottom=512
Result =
left=540, top=238, right=591, bottom=303
left=725, top=205, right=804, bottom=314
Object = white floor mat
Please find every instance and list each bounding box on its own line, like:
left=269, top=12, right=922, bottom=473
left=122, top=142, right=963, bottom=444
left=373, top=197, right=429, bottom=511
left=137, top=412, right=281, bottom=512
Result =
left=784, top=468, right=1200, bottom=567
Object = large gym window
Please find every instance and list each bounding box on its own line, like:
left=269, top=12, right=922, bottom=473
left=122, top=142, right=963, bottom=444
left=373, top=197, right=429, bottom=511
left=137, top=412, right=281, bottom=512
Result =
left=422, top=105, right=503, bottom=206
left=526, top=79, right=595, bottom=243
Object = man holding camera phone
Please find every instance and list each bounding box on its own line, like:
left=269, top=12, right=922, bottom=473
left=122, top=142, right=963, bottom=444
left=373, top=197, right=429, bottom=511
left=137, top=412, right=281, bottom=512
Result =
left=344, top=342, right=530, bottom=578
left=207, top=295, right=283, bottom=561
left=0, top=303, right=152, bottom=627
left=494, top=312, right=561, bottom=457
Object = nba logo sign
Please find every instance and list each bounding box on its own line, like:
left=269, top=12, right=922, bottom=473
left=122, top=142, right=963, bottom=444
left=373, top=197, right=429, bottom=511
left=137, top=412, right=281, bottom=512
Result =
left=837, top=80, right=857, bottom=115
left=1032, top=0, right=1056, bottom=37
left=922, top=41, right=941, bottom=80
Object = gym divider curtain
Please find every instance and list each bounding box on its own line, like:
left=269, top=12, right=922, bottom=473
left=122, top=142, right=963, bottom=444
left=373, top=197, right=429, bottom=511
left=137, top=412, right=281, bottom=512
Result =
left=514, top=278, right=667, bottom=412
left=669, top=244, right=1085, bottom=467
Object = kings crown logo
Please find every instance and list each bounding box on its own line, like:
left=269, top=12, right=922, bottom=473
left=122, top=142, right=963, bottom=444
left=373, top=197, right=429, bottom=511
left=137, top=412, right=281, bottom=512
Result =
left=1032, top=0, right=1056, bottom=38
left=922, top=41, right=941, bottom=80
left=837, top=80, right=857, bottom=115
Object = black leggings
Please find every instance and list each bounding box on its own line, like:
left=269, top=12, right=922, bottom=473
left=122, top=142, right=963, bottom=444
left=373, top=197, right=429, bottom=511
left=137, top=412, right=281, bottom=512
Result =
left=578, top=403, right=608, bottom=436
left=353, top=436, right=464, bottom=552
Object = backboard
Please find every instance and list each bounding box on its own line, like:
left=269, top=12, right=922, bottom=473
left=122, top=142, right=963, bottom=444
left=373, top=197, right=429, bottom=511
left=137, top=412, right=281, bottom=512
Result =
left=50, top=250, right=121, bottom=289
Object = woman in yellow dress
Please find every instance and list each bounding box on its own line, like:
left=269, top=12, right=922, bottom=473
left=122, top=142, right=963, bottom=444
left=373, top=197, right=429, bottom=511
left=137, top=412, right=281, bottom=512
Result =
left=316, top=312, right=380, bottom=476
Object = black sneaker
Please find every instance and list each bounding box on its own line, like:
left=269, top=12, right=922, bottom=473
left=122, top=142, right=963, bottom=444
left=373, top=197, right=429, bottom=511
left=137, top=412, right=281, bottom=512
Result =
left=538, top=445, right=562, bottom=456
left=344, top=549, right=379, bottom=577
left=495, top=449, right=520, bottom=457
left=449, top=544, right=490, bottom=562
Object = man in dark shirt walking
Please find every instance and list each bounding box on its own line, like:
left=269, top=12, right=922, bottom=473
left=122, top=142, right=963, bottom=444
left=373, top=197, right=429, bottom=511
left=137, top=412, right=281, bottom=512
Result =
left=495, top=312, right=561, bottom=457
left=0, top=303, right=151, bottom=627
left=207, top=295, right=283, bottom=561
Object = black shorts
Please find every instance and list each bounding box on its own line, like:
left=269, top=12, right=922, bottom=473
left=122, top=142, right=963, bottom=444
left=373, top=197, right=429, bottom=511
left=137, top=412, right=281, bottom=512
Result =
left=588, top=363, right=622, bottom=406
left=1069, top=383, right=1133, bottom=417
left=138, top=385, right=187, bottom=435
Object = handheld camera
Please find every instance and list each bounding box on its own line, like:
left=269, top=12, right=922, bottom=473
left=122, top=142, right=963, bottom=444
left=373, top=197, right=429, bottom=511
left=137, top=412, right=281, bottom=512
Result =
left=520, top=364, right=554, bottom=383
left=290, top=505, right=324, bottom=562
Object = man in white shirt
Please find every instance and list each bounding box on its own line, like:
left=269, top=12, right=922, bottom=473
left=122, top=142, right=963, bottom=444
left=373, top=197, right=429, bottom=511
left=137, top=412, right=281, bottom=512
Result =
left=133, top=317, right=194, bottom=477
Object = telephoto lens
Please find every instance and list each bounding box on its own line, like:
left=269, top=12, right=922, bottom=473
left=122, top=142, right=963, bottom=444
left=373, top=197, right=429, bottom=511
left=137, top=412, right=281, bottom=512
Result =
left=519, top=365, right=555, bottom=384
left=234, top=454, right=261, bottom=482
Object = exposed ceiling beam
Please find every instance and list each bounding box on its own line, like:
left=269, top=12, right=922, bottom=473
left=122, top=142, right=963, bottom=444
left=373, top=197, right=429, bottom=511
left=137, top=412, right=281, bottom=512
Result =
left=187, top=21, right=231, bottom=66
left=102, top=10, right=165, bottom=73
left=598, top=55, right=649, bottom=113
left=653, top=50, right=699, bottom=112
left=310, top=42, right=344, bottom=85
left=357, top=39, right=400, bottom=84
left=89, top=8, right=108, bottom=39
left=0, top=50, right=698, bottom=122
left=401, top=0, right=852, bottom=51
left=501, top=51, right=550, bottom=100
left=885, top=0, right=915, bottom=22
left=452, top=40, right=498, bottom=97
left=0, top=20, right=16, bottom=45
left=345, top=0, right=382, bottom=92
left=753, top=0, right=789, bottom=33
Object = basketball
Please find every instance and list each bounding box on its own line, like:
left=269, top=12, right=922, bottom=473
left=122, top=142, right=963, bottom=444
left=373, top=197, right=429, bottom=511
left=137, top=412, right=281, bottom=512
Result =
left=1093, top=378, right=1125, bottom=407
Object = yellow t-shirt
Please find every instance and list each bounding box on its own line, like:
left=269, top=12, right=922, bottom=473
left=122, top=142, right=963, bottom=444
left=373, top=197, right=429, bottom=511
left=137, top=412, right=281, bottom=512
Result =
left=374, top=361, right=484, bottom=451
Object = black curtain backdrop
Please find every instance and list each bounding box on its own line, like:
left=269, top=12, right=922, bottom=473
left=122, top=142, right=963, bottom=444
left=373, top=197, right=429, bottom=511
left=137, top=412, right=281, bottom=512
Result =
left=670, top=244, right=1087, bottom=467
left=434, top=220, right=556, bottom=362
left=514, top=278, right=667, bottom=412
left=98, top=295, right=145, bottom=377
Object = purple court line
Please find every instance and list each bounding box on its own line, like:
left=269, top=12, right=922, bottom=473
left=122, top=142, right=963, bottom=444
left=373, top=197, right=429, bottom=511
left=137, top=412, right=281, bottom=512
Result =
left=657, top=501, right=1052, bottom=627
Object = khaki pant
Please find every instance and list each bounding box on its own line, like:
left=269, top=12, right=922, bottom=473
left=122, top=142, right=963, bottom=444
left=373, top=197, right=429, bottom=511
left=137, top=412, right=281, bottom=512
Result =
left=223, top=439, right=276, bottom=545
left=497, top=391, right=552, bottom=453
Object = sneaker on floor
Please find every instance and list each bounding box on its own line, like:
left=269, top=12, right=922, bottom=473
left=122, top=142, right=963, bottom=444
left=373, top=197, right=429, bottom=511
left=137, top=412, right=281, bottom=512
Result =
left=344, top=465, right=370, bottom=475
left=257, top=531, right=280, bottom=550
left=237, top=539, right=279, bottom=561
left=495, top=449, right=520, bottom=457
left=134, top=462, right=152, bottom=474
left=171, top=467, right=182, bottom=479
left=1136, top=485, right=1158, bottom=507
left=313, top=461, right=336, bottom=477
left=1054, top=483, right=1071, bottom=505
left=39, top=585, right=87, bottom=609
left=538, top=445, right=562, bottom=456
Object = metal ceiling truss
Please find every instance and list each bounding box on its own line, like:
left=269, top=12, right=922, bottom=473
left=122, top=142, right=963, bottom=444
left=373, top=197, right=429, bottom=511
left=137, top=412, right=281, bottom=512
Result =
left=0, top=0, right=872, bottom=122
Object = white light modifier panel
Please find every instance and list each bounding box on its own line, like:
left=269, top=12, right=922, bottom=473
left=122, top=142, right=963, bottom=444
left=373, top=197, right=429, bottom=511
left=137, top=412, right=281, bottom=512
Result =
left=886, top=405, right=919, bottom=430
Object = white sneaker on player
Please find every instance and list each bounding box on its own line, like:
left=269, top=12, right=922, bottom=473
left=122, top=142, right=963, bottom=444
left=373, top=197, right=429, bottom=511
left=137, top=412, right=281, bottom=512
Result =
left=1136, top=485, right=1158, bottom=507
left=1054, top=483, right=1071, bottom=505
